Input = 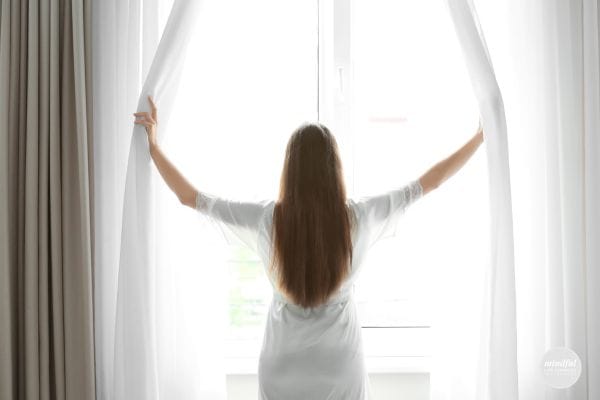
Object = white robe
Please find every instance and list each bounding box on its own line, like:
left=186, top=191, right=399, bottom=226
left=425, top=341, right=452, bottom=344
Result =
left=195, top=179, right=423, bottom=399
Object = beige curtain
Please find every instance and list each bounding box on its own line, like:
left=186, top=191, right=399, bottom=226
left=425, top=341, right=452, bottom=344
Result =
left=0, top=0, right=96, bottom=399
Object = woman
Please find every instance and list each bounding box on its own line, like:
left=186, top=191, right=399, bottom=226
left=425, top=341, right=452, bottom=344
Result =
left=134, top=95, right=484, bottom=399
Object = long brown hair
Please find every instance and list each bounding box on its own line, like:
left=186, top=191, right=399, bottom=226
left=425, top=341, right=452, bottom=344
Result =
left=269, top=122, right=356, bottom=308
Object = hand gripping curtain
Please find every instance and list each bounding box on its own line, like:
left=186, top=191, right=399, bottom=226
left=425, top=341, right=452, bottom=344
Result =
left=112, top=1, right=517, bottom=400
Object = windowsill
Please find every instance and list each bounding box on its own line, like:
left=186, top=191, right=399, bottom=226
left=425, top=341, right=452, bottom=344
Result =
left=224, top=355, right=430, bottom=375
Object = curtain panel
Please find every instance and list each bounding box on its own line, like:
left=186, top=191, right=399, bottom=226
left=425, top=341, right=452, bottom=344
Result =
left=92, top=0, right=231, bottom=399
left=90, top=0, right=163, bottom=398
left=0, top=0, right=96, bottom=399
left=476, top=0, right=600, bottom=398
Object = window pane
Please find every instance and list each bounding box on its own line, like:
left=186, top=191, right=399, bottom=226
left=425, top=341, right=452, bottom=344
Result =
left=350, top=0, right=488, bottom=328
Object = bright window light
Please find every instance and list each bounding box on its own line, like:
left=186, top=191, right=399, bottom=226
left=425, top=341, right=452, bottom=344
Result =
left=349, top=0, right=488, bottom=366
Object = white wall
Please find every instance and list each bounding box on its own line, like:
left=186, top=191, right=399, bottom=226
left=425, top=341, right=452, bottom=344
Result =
left=226, top=373, right=429, bottom=399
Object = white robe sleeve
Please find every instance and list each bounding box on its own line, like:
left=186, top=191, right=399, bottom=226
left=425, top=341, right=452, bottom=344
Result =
left=195, top=190, right=271, bottom=253
left=353, top=179, right=423, bottom=248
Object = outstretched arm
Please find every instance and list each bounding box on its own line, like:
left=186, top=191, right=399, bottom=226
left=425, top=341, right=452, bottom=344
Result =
left=134, top=95, right=198, bottom=208
left=418, top=122, right=484, bottom=196
left=150, top=143, right=198, bottom=208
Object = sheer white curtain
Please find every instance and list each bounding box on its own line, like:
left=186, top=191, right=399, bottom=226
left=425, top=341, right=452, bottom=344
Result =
left=429, top=1, right=518, bottom=399
left=92, top=0, right=163, bottom=397
left=93, top=0, right=229, bottom=399
left=431, top=0, right=600, bottom=398
left=474, top=0, right=600, bottom=398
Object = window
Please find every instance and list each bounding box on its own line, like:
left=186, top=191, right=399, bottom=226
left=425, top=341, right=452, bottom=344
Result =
left=348, top=0, right=487, bottom=372
left=163, top=0, right=488, bottom=374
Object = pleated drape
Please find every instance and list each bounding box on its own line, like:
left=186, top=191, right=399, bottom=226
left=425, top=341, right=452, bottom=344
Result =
left=0, top=0, right=96, bottom=399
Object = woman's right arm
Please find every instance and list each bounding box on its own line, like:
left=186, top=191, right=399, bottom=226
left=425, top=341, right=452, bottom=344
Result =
left=418, top=122, right=484, bottom=196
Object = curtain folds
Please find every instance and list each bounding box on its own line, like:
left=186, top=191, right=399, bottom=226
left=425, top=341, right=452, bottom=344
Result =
left=111, top=1, right=208, bottom=398
left=91, top=0, right=162, bottom=398
left=429, top=1, right=518, bottom=399
left=473, top=0, right=600, bottom=398
left=0, top=0, right=96, bottom=399
left=93, top=0, right=231, bottom=399
left=583, top=1, right=600, bottom=395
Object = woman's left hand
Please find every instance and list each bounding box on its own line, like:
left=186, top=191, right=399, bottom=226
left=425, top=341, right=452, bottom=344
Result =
left=134, top=95, right=158, bottom=146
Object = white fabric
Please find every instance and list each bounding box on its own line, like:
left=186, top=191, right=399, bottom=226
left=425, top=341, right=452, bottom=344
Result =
left=111, top=0, right=230, bottom=397
left=195, top=180, right=423, bottom=399
left=429, top=1, right=518, bottom=399
left=473, top=0, right=600, bottom=398
left=91, top=0, right=164, bottom=398
left=93, top=0, right=230, bottom=399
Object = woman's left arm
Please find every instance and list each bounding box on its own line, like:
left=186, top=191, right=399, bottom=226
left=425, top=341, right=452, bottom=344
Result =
left=150, top=143, right=198, bottom=208
left=134, top=95, right=198, bottom=208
